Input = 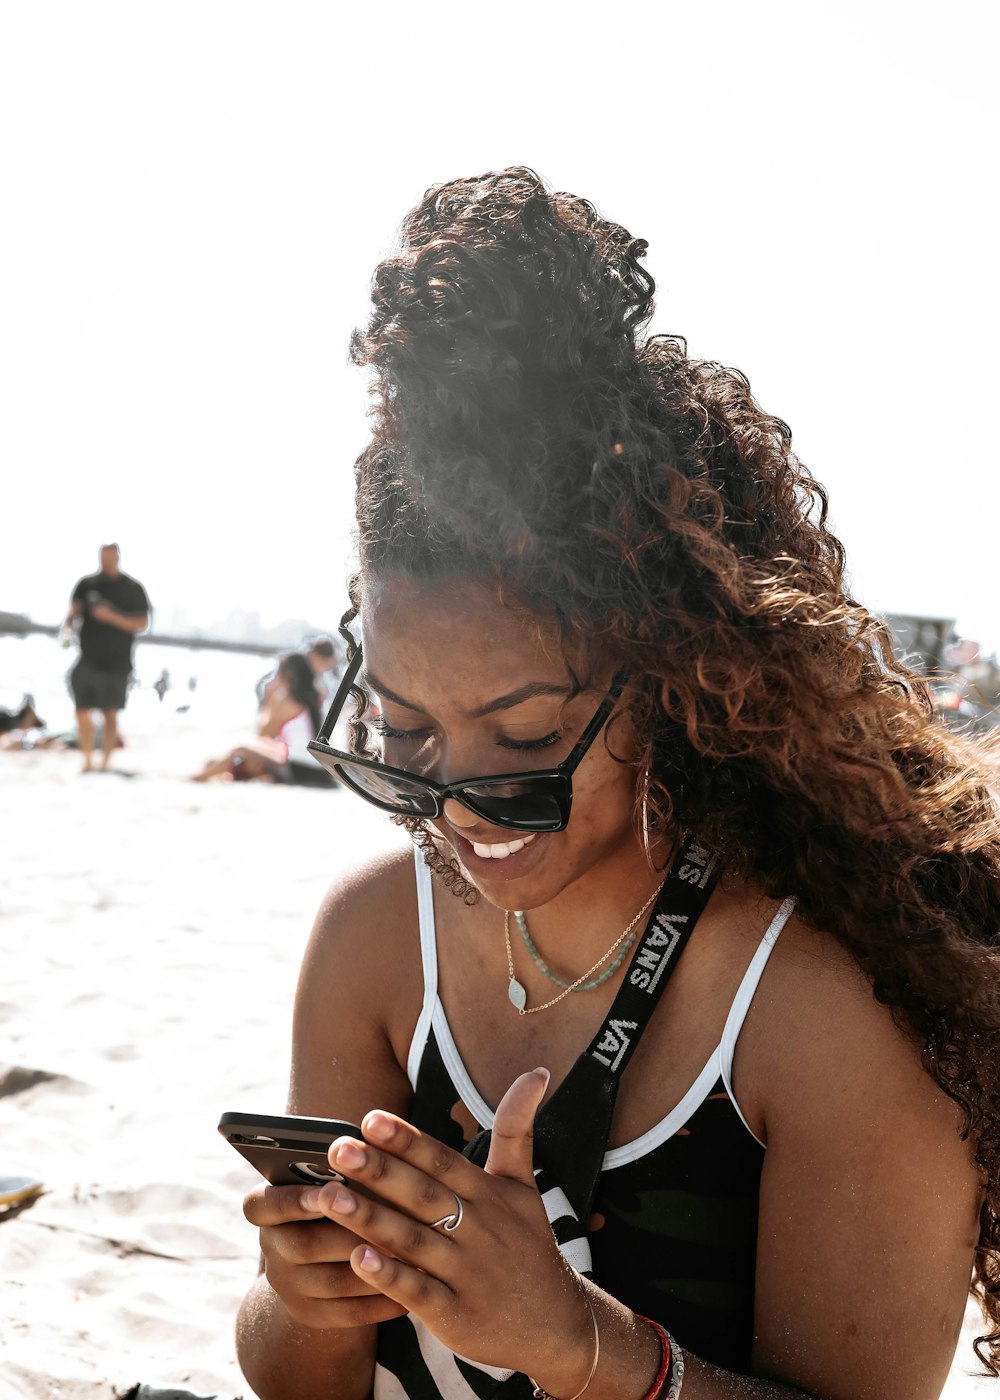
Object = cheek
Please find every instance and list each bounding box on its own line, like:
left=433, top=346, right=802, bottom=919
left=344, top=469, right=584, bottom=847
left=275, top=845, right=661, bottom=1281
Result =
left=571, top=747, right=636, bottom=832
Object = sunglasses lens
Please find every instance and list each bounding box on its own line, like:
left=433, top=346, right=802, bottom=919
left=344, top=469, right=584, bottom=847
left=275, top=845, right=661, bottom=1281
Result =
left=460, top=777, right=567, bottom=831
left=337, top=761, right=438, bottom=816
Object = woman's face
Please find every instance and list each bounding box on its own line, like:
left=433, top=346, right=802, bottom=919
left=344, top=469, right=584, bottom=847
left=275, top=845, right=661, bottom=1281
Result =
left=360, top=573, right=642, bottom=910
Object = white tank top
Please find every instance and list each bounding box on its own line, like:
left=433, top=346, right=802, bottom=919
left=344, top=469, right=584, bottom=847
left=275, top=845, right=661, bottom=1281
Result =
left=278, top=707, right=314, bottom=764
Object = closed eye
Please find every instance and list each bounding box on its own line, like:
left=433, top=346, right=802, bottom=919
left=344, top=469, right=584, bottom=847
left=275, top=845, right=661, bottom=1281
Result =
left=372, top=718, right=562, bottom=754
left=371, top=717, right=432, bottom=744
left=498, top=732, right=561, bottom=752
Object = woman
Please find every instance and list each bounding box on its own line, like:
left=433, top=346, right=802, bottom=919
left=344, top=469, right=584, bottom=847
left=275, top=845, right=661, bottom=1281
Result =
left=235, top=168, right=999, bottom=1400
left=194, top=652, right=325, bottom=783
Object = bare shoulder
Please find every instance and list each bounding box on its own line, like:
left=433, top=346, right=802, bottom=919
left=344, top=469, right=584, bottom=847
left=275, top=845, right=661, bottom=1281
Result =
left=741, top=905, right=971, bottom=1147
left=311, top=841, right=420, bottom=947
left=288, top=843, right=424, bottom=1122
left=266, top=695, right=305, bottom=724
left=743, top=908, right=982, bottom=1397
left=300, top=842, right=422, bottom=1037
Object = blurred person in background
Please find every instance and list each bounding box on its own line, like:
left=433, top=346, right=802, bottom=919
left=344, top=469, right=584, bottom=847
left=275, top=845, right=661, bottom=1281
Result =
left=257, top=637, right=341, bottom=708
left=305, top=637, right=341, bottom=704
left=194, top=651, right=333, bottom=786
left=0, top=695, right=47, bottom=750
left=61, top=543, right=150, bottom=773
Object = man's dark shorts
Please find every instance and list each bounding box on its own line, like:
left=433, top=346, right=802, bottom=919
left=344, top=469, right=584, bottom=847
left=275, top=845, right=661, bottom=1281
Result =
left=70, top=658, right=131, bottom=711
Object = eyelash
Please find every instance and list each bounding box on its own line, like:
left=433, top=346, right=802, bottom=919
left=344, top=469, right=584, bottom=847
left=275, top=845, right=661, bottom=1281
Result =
left=504, top=731, right=562, bottom=752
left=370, top=719, right=429, bottom=744
left=371, top=718, right=562, bottom=753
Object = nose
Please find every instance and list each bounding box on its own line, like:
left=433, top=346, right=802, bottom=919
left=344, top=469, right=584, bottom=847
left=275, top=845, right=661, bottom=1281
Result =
left=437, top=798, right=523, bottom=848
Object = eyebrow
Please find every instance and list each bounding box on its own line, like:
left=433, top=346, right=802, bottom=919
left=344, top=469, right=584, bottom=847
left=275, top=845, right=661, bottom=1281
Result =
left=364, top=671, right=572, bottom=719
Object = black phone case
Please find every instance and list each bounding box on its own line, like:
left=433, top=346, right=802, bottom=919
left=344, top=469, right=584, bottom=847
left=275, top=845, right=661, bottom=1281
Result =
left=218, top=1111, right=363, bottom=1188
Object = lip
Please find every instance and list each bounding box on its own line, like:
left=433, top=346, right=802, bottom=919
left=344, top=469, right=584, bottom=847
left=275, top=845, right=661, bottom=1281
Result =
left=446, top=828, right=550, bottom=885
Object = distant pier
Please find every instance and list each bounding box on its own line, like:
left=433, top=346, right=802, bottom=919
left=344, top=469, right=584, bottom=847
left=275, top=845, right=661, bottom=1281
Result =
left=0, top=611, right=283, bottom=659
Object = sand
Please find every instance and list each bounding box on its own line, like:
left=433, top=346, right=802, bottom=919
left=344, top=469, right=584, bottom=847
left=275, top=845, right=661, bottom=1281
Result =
left=0, top=728, right=994, bottom=1398
left=0, top=719, right=403, bottom=1400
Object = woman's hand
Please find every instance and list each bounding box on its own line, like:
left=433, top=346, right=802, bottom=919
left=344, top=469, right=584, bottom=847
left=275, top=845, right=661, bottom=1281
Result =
left=242, top=1182, right=408, bottom=1330
left=301, top=1068, right=597, bottom=1387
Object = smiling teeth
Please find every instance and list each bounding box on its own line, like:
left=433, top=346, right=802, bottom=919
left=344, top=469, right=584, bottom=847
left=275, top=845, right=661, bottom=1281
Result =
left=471, top=834, right=537, bottom=860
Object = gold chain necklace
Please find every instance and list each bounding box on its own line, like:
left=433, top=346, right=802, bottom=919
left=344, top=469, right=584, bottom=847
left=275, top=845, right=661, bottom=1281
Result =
left=504, top=879, right=665, bottom=1017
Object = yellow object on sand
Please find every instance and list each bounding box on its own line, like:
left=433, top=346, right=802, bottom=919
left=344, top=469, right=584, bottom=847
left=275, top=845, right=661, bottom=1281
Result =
left=0, top=1176, right=44, bottom=1211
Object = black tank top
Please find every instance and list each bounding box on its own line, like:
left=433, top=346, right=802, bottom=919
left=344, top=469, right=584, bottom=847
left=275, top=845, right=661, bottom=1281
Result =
left=374, top=857, right=794, bottom=1395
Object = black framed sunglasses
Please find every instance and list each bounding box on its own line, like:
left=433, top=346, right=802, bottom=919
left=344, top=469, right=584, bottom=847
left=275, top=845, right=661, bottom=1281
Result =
left=307, top=647, right=625, bottom=833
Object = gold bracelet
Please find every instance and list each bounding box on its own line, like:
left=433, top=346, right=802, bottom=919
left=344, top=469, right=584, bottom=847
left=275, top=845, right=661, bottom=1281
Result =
left=530, top=1289, right=600, bottom=1400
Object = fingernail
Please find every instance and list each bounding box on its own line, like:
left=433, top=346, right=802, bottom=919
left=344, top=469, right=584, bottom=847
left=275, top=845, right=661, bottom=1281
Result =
left=328, top=1185, right=356, bottom=1214
left=533, top=1066, right=551, bottom=1090
left=364, top=1111, right=393, bottom=1142
left=334, top=1140, right=367, bottom=1170
left=301, top=1189, right=323, bottom=1211
left=359, top=1246, right=382, bottom=1273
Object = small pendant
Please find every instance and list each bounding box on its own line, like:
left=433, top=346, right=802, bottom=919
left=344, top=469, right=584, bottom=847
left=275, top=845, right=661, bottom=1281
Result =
left=508, top=977, right=528, bottom=1013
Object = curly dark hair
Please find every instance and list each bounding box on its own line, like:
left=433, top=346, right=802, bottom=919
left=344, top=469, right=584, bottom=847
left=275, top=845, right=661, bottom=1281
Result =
left=342, top=166, right=1000, bottom=1368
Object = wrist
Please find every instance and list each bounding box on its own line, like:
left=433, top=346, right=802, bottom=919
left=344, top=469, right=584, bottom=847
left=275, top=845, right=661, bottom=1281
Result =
left=528, top=1279, right=599, bottom=1400
left=633, top=1317, right=684, bottom=1400
left=526, top=1282, right=665, bottom=1400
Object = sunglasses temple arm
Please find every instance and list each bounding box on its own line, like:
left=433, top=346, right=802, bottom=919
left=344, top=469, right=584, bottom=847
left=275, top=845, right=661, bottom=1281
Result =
left=318, top=647, right=365, bottom=742
left=560, top=677, right=626, bottom=776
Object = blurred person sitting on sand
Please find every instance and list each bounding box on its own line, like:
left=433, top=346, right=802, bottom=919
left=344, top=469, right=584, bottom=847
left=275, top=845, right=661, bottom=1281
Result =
left=194, top=652, right=332, bottom=786
left=61, top=543, right=150, bottom=773
left=236, top=168, right=1000, bottom=1400
left=0, top=694, right=47, bottom=751
left=257, top=637, right=341, bottom=709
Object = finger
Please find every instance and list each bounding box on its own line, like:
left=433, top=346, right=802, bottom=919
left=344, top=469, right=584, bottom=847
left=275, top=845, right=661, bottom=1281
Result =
left=243, top=1182, right=329, bottom=1227
left=305, top=1180, right=450, bottom=1272
left=484, top=1067, right=549, bottom=1183
left=312, top=1133, right=469, bottom=1228
left=337, top=1112, right=475, bottom=1193
left=275, top=1259, right=386, bottom=1301
left=349, top=1242, right=453, bottom=1319
left=262, top=1217, right=364, bottom=1267
left=282, top=1288, right=409, bottom=1331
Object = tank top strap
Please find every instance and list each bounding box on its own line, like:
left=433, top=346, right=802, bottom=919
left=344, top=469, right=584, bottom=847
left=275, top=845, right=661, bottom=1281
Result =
left=719, top=895, right=796, bottom=1145
left=406, top=851, right=439, bottom=1090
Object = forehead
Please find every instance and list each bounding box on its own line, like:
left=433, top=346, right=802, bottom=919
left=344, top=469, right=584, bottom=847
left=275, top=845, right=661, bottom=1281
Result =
left=361, top=573, right=581, bottom=696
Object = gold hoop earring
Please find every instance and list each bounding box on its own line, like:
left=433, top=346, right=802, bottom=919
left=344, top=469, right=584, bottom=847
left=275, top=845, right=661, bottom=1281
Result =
left=641, top=770, right=656, bottom=872
left=640, top=770, right=676, bottom=874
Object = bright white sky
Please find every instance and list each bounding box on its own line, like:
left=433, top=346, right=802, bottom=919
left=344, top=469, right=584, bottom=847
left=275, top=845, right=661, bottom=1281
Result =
left=2, top=2, right=998, bottom=649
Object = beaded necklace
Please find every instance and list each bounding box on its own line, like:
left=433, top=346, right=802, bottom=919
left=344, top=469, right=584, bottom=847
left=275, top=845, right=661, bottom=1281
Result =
left=514, top=910, right=637, bottom=991
left=504, top=880, right=665, bottom=1016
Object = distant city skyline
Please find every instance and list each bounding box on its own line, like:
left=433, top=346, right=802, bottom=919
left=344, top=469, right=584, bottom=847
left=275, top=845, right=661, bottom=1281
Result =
left=150, top=603, right=341, bottom=649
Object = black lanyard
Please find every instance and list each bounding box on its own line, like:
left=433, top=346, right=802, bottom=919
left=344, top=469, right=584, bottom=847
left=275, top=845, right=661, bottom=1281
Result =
left=465, top=837, right=719, bottom=1221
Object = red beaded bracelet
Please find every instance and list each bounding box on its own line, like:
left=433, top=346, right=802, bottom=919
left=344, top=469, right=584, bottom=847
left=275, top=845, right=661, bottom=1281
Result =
left=635, top=1316, right=672, bottom=1400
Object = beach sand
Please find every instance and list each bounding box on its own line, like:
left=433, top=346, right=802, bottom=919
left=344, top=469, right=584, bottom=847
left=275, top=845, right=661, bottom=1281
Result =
left=0, top=733, right=993, bottom=1398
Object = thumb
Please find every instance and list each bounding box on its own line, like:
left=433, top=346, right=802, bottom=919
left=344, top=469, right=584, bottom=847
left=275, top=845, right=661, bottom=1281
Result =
left=484, top=1066, right=550, bottom=1184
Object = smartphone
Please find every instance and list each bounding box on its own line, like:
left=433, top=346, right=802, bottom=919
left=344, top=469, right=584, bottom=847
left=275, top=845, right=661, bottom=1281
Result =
left=219, top=1111, right=363, bottom=1188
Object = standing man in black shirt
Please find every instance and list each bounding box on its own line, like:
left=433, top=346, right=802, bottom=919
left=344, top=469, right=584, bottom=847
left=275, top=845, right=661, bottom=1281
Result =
left=62, top=544, right=151, bottom=772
